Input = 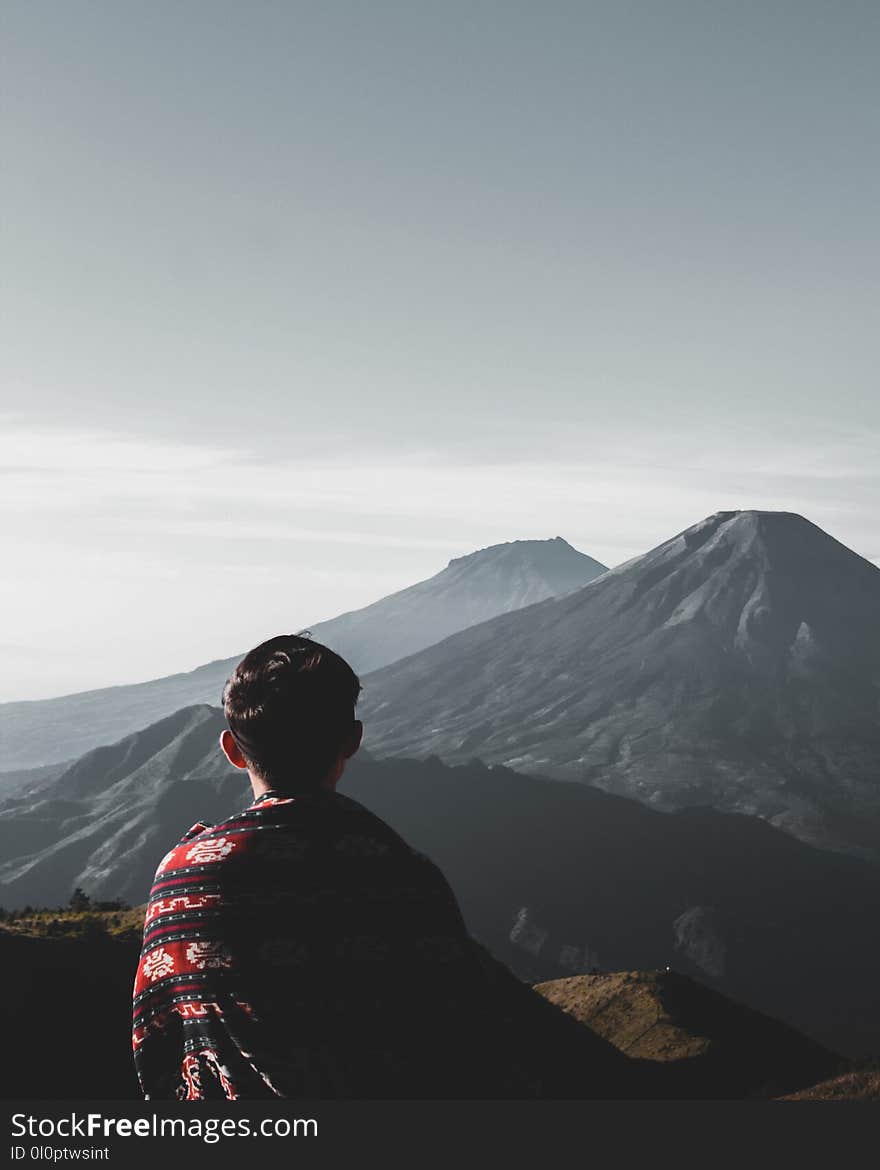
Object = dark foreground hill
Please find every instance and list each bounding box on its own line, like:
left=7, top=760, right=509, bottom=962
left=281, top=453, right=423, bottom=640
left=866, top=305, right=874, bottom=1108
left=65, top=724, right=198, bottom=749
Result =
left=358, top=511, right=880, bottom=858
left=782, top=1070, right=880, bottom=1100
left=0, top=916, right=843, bottom=1101
left=2, top=712, right=880, bottom=1056
left=0, top=922, right=143, bottom=1099
left=0, top=537, right=604, bottom=772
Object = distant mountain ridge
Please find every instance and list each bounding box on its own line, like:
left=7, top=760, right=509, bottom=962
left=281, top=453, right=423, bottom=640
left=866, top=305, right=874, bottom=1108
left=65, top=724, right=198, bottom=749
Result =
left=0, top=536, right=605, bottom=770
left=357, top=511, right=880, bottom=857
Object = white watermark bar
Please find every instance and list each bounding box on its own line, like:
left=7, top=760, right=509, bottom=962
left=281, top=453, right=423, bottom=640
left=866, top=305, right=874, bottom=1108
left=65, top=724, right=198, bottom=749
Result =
left=10, top=1110, right=316, bottom=1145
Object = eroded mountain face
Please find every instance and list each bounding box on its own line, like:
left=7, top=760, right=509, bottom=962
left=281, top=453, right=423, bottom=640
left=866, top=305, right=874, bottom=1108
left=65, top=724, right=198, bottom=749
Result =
left=672, top=906, right=726, bottom=978
left=358, top=511, right=880, bottom=856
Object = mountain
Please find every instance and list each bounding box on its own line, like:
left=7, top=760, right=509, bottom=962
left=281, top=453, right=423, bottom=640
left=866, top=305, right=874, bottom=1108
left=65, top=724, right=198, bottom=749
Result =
left=357, top=511, right=880, bottom=857
left=3, top=708, right=880, bottom=1056
left=534, top=971, right=841, bottom=1099
left=0, top=706, right=244, bottom=907
left=0, top=537, right=605, bottom=771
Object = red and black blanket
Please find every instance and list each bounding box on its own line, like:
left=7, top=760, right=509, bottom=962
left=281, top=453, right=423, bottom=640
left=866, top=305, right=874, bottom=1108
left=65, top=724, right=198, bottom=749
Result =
left=132, top=789, right=521, bottom=1099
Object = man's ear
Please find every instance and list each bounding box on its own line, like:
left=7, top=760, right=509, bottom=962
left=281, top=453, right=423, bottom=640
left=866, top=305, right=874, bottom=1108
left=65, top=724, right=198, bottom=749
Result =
left=220, top=729, right=249, bottom=770
left=344, top=719, right=364, bottom=760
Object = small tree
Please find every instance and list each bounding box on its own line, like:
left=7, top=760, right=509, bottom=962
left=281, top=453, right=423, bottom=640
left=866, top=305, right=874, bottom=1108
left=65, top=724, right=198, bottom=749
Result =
left=69, top=888, right=92, bottom=912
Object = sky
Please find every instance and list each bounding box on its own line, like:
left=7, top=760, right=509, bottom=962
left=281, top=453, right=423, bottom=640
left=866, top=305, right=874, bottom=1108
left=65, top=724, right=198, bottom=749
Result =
left=2, top=1, right=878, bottom=700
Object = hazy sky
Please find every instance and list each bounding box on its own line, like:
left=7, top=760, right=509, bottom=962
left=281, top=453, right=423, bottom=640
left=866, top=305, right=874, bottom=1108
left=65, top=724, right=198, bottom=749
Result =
left=3, top=1, right=878, bottom=700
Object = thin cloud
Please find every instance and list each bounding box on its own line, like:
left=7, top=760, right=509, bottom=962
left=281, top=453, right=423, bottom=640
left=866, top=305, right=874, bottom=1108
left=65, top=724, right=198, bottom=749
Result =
left=3, top=420, right=878, bottom=699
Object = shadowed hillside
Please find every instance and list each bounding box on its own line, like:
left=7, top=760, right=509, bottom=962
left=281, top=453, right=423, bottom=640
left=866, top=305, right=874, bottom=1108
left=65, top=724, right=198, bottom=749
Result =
left=0, top=915, right=845, bottom=1101
left=3, top=722, right=880, bottom=1057
left=346, top=756, right=880, bottom=1058
left=0, top=923, right=142, bottom=1099
left=0, top=706, right=246, bottom=907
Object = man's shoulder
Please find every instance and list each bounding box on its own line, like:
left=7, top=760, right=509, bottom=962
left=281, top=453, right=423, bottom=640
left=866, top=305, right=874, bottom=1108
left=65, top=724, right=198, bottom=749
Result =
left=147, top=796, right=294, bottom=880
left=149, top=791, right=425, bottom=885
left=258, top=791, right=430, bottom=864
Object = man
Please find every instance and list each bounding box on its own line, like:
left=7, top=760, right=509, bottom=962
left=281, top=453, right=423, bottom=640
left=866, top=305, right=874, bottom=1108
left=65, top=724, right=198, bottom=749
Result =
left=132, top=634, right=640, bottom=1099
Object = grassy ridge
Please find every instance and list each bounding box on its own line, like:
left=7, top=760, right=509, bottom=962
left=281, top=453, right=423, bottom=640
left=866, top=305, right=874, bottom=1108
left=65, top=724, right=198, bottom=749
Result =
left=0, top=902, right=146, bottom=942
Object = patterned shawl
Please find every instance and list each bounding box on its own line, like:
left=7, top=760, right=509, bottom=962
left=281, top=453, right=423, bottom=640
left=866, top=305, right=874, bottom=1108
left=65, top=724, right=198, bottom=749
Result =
left=132, top=789, right=523, bottom=1099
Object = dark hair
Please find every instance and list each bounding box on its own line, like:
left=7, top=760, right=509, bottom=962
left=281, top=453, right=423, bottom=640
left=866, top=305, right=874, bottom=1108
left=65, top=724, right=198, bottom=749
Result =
left=221, top=634, right=361, bottom=789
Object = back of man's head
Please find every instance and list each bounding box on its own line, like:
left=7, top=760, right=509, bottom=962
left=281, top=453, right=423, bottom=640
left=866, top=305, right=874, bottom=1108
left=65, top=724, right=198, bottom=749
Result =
left=222, top=634, right=362, bottom=790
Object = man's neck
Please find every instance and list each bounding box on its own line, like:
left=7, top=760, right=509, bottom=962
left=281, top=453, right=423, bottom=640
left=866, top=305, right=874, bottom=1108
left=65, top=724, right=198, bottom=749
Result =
left=248, top=770, right=339, bottom=800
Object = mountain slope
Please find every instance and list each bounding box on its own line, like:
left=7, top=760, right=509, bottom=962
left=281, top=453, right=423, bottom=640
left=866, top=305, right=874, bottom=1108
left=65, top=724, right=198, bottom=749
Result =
left=3, top=708, right=880, bottom=1056
left=0, top=537, right=605, bottom=770
left=535, top=971, right=841, bottom=1098
left=0, top=706, right=243, bottom=907
left=357, top=511, right=880, bottom=856
left=783, top=1070, right=880, bottom=1100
